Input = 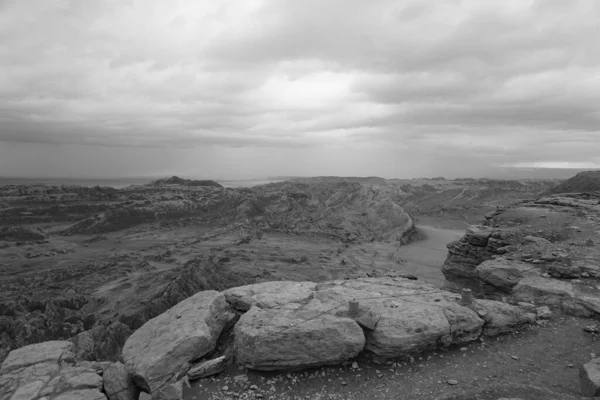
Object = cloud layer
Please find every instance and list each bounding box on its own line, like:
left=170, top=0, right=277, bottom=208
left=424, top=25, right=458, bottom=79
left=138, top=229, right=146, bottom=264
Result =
left=1, top=0, right=599, bottom=178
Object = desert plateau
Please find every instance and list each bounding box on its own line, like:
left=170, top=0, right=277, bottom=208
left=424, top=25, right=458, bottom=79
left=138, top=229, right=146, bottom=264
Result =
left=1, top=171, right=600, bottom=400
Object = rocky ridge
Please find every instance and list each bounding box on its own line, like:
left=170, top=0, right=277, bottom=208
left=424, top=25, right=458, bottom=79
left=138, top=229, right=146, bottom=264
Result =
left=0, top=277, right=543, bottom=399
left=547, top=170, right=600, bottom=195
left=442, top=191, right=600, bottom=317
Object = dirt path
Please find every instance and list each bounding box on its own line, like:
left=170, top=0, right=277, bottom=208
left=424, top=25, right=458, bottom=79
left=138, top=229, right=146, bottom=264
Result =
left=184, top=316, right=599, bottom=400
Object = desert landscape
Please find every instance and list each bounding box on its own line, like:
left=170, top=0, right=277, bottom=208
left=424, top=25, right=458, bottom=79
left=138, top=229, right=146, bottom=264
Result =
left=1, top=171, right=600, bottom=399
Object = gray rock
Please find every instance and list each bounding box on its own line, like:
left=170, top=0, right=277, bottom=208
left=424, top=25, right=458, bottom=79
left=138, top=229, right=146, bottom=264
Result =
left=0, top=341, right=77, bottom=399
left=468, top=300, right=536, bottom=336
left=38, top=366, right=103, bottom=397
left=476, top=260, right=540, bottom=292
left=0, top=340, right=74, bottom=375
left=535, top=306, right=552, bottom=320
left=580, top=357, right=600, bottom=397
left=0, top=343, right=105, bottom=400
left=235, top=306, right=365, bottom=370
left=188, top=356, right=227, bottom=380
left=122, top=290, right=233, bottom=393
left=223, top=281, right=317, bottom=311
left=465, top=226, right=495, bottom=246
left=103, top=362, right=140, bottom=400
left=513, top=276, right=576, bottom=308
left=513, top=276, right=599, bottom=316
left=231, top=278, right=485, bottom=368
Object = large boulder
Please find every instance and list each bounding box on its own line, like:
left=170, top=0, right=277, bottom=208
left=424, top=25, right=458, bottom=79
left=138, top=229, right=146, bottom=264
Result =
left=476, top=259, right=540, bottom=293
left=0, top=340, right=106, bottom=400
left=235, top=306, right=365, bottom=370
left=229, top=279, right=486, bottom=368
left=122, top=290, right=233, bottom=394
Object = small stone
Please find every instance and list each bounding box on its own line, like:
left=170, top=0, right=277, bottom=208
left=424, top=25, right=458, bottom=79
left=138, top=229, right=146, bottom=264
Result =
left=351, top=361, right=359, bottom=369
left=511, top=356, right=519, bottom=360
left=536, top=306, right=552, bottom=320
left=447, top=379, right=459, bottom=385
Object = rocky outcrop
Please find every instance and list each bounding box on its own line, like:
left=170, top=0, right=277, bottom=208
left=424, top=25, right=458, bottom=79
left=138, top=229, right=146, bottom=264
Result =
left=122, top=290, right=233, bottom=394
left=0, top=340, right=106, bottom=400
left=442, top=226, right=512, bottom=287
left=442, top=190, right=600, bottom=319
left=547, top=170, right=600, bottom=194
left=1, top=280, right=542, bottom=396
left=226, top=279, right=517, bottom=369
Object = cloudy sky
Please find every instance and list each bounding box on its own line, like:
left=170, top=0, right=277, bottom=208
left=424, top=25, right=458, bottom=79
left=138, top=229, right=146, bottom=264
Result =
left=1, top=0, right=599, bottom=180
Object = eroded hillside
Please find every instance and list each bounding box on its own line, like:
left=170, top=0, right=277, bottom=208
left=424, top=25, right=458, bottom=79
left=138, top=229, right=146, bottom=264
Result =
left=0, top=176, right=558, bottom=365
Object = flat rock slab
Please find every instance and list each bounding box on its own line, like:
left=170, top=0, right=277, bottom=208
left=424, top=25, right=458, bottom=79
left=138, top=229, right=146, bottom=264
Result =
left=0, top=340, right=106, bottom=400
left=231, top=279, right=488, bottom=368
left=0, top=340, right=74, bottom=375
left=122, top=290, right=233, bottom=394
left=224, top=281, right=317, bottom=311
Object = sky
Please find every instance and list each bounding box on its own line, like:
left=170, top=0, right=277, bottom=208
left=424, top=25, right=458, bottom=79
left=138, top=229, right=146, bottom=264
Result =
left=1, top=0, right=600, bottom=180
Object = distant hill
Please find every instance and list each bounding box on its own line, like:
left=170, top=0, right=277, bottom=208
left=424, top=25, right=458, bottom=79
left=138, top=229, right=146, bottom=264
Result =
left=547, top=170, right=600, bottom=194
left=151, top=176, right=223, bottom=188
